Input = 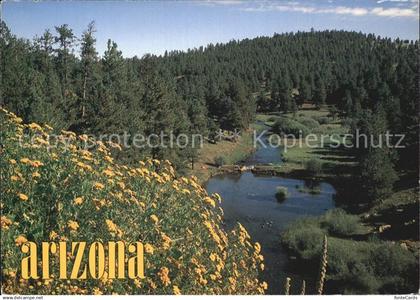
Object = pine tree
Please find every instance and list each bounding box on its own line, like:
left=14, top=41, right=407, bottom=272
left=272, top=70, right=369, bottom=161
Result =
left=54, top=24, right=75, bottom=93
left=80, top=21, right=98, bottom=122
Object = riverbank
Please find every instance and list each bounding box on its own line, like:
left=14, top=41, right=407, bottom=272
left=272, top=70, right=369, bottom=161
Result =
left=189, top=127, right=256, bottom=183
left=198, top=108, right=418, bottom=294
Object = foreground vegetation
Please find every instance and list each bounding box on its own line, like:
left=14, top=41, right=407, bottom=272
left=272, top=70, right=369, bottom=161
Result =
left=281, top=208, right=418, bottom=294
left=0, top=109, right=267, bottom=295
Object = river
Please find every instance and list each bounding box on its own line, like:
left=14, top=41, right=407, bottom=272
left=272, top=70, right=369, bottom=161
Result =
left=205, top=134, right=336, bottom=294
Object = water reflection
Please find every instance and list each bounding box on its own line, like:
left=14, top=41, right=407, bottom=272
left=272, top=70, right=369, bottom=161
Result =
left=206, top=172, right=335, bottom=294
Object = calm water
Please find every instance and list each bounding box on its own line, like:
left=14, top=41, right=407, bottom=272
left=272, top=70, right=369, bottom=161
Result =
left=205, top=133, right=336, bottom=294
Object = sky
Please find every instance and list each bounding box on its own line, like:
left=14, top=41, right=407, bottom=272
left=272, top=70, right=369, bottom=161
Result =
left=2, top=0, right=419, bottom=58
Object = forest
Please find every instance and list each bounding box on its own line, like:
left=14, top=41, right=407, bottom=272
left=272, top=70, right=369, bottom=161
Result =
left=1, top=21, right=418, bottom=177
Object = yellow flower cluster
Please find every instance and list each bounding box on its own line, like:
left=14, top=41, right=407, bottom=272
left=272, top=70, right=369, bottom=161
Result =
left=0, top=108, right=265, bottom=295
left=105, top=219, right=123, bottom=238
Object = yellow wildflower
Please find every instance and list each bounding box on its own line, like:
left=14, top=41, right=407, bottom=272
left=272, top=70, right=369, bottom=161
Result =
left=158, top=267, right=171, bottom=286
left=18, top=193, right=28, bottom=201
left=79, top=134, right=88, bottom=142
left=30, top=160, right=44, bottom=167
left=11, top=175, right=19, bottom=181
left=32, top=172, right=41, bottom=178
left=67, top=220, right=79, bottom=231
left=28, top=123, right=42, bottom=131
left=103, top=169, right=115, bottom=177
left=44, top=124, right=53, bottom=131
left=49, top=231, right=59, bottom=240
left=20, top=158, right=30, bottom=164
left=106, top=219, right=117, bottom=232
left=104, top=155, right=113, bottom=163
left=254, top=242, right=261, bottom=254
left=204, top=196, right=216, bottom=208
left=261, top=281, right=268, bottom=290
left=93, top=182, right=105, bottom=190
left=172, top=285, right=181, bottom=295
left=73, top=197, right=83, bottom=205
left=144, top=243, right=154, bottom=254
left=209, top=253, right=217, bottom=262
left=150, top=214, right=159, bottom=224
left=9, top=159, right=17, bottom=164
left=181, top=189, right=191, bottom=195
left=5, top=268, right=17, bottom=278
left=93, top=288, right=103, bottom=295
left=15, top=235, right=28, bottom=246
left=161, top=233, right=172, bottom=250
left=1, top=216, right=13, bottom=230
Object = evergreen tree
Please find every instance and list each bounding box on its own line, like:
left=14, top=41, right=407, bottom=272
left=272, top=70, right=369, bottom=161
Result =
left=80, top=21, right=99, bottom=122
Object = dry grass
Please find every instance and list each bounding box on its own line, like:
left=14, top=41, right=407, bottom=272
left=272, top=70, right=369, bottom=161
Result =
left=190, top=129, right=255, bottom=182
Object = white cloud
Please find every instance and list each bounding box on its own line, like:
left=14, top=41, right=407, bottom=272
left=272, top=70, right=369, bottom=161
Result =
left=371, top=6, right=418, bottom=17
left=199, top=0, right=245, bottom=6
left=241, top=2, right=418, bottom=18
left=376, top=0, right=417, bottom=3
left=322, top=6, right=369, bottom=16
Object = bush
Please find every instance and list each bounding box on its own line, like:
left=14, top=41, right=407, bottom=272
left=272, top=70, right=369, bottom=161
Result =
left=275, top=186, right=288, bottom=202
left=326, top=239, right=418, bottom=294
left=297, top=116, right=320, bottom=129
left=305, top=158, right=323, bottom=175
left=272, top=117, right=310, bottom=137
left=282, top=213, right=419, bottom=294
left=281, top=218, right=325, bottom=260
left=320, top=209, right=364, bottom=236
left=214, top=155, right=227, bottom=167
left=315, top=116, right=329, bottom=125
left=0, top=109, right=265, bottom=295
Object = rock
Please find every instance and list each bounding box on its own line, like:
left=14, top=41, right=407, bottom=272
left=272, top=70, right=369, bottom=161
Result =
left=378, top=224, right=391, bottom=233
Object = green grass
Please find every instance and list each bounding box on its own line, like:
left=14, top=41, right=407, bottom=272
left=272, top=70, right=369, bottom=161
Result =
left=262, top=109, right=357, bottom=177
left=281, top=214, right=418, bottom=294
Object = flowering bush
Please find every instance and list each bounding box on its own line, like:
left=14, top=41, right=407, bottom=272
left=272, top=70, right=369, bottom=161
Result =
left=0, top=108, right=266, bottom=295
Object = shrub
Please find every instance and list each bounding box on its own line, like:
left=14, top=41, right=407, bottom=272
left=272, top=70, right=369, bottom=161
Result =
left=0, top=109, right=266, bottom=295
left=282, top=213, right=419, bottom=294
left=275, top=186, right=288, bottom=202
left=214, top=155, right=227, bottom=167
left=320, top=209, right=364, bottom=236
left=281, top=218, right=325, bottom=260
left=315, top=116, right=329, bottom=125
left=305, top=158, right=323, bottom=175
left=327, top=238, right=418, bottom=294
left=297, top=116, right=320, bottom=129
left=272, top=117, right=310, bottom=137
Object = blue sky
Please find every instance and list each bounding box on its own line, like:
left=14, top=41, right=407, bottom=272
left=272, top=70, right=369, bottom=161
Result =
left=2, top=0, right=419, bottom=58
